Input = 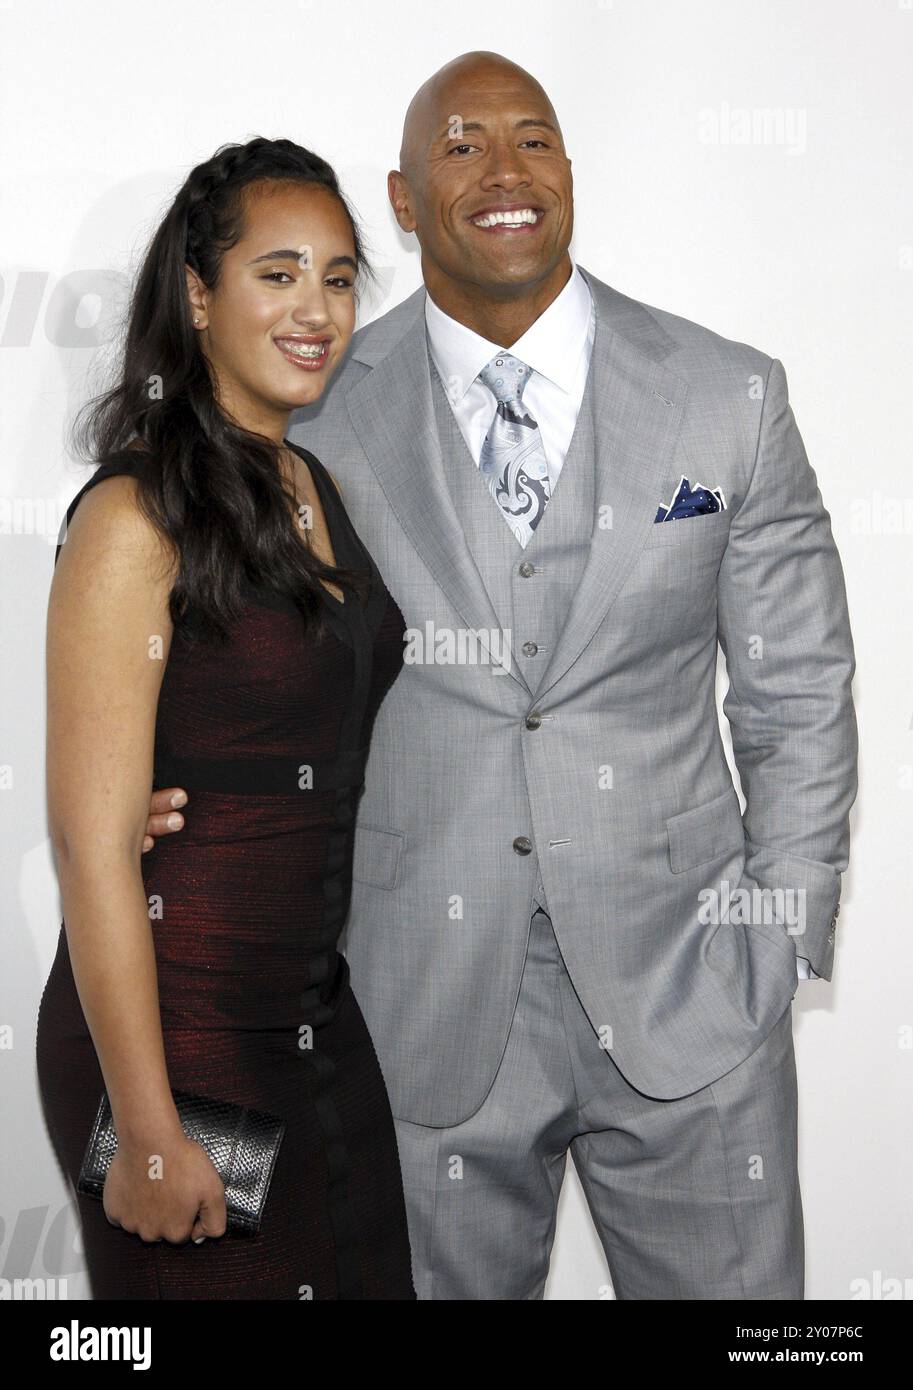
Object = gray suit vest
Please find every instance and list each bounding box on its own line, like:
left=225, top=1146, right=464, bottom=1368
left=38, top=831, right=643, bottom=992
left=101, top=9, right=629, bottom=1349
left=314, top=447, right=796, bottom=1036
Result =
left=428, top=343, right=597, bottom=916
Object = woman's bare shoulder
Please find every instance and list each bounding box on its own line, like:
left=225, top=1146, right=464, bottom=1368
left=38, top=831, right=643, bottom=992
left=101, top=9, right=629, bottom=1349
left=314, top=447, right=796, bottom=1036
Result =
left=56, top=471, right=178, bottom=592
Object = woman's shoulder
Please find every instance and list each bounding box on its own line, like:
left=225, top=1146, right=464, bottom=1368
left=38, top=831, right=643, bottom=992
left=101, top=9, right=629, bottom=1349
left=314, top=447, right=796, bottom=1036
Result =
left=54, top=453, right=176, bottom=585
left=57, top=451, right=145, bottom=530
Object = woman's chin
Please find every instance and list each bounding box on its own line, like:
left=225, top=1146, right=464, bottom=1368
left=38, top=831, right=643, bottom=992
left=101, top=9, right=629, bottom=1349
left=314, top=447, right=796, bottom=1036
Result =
left=262, top=355, right=343, bottom=415
left=275, top=378, right=330, bottom=412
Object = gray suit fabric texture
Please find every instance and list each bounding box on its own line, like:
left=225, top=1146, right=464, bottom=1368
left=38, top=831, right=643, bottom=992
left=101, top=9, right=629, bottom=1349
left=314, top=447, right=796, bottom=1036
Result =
left=394, top=905, right=803, bottom=1299
left=288, top=266, right=858, bottom=1136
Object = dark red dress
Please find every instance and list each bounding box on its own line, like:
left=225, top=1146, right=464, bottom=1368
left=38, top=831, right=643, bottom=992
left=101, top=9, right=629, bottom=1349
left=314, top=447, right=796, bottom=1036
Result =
left=36, top=444, right=416, bottom=1300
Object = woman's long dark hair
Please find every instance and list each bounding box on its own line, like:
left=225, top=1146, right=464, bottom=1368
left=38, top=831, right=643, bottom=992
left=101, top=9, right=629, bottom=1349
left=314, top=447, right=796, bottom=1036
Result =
left=72, top=137, right=376, bottom=643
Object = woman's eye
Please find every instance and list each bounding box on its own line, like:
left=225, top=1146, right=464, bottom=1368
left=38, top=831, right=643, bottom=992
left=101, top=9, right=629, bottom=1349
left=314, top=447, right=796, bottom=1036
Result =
left=326, top=277, right=354, bottom=290
left=262, top=271, right=294, bottom=283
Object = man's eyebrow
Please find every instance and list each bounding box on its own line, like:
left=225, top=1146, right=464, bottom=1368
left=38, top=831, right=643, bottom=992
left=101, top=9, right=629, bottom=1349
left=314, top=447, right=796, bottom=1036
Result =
left=245, top=249, right=357, bottom=271
left=437, top=117, right=560, bottom=140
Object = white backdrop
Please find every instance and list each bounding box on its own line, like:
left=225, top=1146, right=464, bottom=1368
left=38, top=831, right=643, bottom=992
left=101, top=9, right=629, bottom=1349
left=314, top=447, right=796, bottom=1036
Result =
left=2, top=0, right=910, bottom=1300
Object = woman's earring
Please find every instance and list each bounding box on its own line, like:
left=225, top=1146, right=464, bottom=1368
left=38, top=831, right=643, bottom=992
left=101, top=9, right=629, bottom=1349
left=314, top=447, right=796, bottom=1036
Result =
left=193, top=314, right=201, bottom=326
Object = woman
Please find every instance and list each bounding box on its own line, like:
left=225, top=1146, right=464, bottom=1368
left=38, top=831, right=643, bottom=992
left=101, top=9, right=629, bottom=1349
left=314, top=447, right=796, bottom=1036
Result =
left=36, top=137, right=415, bottom=1299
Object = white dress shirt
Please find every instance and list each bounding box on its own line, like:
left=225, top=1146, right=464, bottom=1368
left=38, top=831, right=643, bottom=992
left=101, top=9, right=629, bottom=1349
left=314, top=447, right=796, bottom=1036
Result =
left=423, top=259, right=817, bottom=983
left=424, top=255, right=596, bottom=482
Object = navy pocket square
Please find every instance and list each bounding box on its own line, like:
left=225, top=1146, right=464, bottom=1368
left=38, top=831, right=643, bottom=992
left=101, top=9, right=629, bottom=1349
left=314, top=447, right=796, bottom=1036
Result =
left=655, top=475, right=727, bottom=523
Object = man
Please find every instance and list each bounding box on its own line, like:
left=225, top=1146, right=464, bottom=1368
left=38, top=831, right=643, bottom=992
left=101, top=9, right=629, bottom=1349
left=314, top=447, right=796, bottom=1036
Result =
left=146, top=51, right=858, bottom=1298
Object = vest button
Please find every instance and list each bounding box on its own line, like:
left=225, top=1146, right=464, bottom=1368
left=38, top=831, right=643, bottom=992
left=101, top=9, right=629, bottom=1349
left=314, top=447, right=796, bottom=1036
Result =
left=518, top=561, right=535, bottom=578
left=525, top=711, right=542, bottom=730
left=522, top=641, right=538, bottom=657
left=512, top=836, right=533, bottom=855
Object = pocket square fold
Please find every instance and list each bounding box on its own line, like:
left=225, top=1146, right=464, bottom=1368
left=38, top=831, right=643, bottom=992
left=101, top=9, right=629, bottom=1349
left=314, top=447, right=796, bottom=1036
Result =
left=655, top=475, right=727, bottom=523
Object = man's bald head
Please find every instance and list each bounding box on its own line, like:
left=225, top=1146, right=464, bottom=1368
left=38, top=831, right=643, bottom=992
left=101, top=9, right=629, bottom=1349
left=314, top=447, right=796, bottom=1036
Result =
left=398, top=51, right=562, bottom=182
left=388, top=49, right=574, bottom=337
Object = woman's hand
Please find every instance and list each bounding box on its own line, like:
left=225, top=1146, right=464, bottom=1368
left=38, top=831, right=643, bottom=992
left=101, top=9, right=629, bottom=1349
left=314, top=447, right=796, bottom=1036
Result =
left=103, top=1132, right=228, bottom=1244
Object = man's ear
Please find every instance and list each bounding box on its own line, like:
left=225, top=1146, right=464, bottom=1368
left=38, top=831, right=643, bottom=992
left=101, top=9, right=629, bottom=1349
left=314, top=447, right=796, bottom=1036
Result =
left=185, top=265, right=208, bottom=329
left=387, top=170, right=417, bottom=234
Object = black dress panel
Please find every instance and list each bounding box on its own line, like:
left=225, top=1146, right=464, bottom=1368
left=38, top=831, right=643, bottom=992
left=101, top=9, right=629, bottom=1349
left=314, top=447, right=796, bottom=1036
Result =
left=36, top=443, right=416, bottom=1299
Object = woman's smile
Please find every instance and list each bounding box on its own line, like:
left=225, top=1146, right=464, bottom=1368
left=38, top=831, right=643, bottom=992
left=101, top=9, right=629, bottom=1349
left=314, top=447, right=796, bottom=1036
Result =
left=274, top=334, right=333, bottom=371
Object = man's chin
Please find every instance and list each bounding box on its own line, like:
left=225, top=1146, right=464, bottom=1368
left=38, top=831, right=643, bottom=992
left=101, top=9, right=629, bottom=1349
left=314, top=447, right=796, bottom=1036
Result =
left=467, top=252, right=563, bottom=295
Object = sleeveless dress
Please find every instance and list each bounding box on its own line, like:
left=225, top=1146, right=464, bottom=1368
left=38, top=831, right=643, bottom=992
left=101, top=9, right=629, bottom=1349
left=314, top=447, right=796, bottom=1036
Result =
left=35, top=443, right=416, bottom=1300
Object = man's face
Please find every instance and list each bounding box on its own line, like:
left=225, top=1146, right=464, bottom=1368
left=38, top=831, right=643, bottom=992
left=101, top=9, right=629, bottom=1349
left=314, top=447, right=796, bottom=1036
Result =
left=393, top=69, right=574, bottom=299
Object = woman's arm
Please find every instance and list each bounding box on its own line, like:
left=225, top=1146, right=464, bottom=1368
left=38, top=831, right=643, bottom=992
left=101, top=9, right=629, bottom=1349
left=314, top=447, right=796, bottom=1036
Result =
left=47, top=474, right=224, bottom=1242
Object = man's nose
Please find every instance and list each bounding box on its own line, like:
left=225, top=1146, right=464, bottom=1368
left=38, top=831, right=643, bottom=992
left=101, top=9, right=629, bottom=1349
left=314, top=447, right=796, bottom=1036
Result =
left=479, top=144, right=532, bottom=186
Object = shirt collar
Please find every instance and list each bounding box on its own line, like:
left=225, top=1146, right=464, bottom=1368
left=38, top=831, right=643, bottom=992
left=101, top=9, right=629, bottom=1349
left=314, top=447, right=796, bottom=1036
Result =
left=424, top=256, right=594, bottom=404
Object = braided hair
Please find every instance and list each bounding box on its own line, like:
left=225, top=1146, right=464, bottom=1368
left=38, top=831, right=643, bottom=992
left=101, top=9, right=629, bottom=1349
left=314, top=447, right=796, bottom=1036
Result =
left=71, top=137, right=376, bottom=643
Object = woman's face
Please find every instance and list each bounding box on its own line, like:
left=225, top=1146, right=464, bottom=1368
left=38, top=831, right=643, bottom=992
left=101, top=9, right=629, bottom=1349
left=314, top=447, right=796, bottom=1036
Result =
left=187, top=180, right=358, bottom=439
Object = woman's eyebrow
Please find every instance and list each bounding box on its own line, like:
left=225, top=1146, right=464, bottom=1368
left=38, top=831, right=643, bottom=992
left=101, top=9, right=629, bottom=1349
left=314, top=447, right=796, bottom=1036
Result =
left=245, top=250, right=357, bottom=271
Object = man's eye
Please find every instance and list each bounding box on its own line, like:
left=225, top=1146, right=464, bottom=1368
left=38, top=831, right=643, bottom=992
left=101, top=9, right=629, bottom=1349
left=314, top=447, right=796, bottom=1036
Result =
left=522, top=139, right=548, bottom=148
left=447, top=144, right=476, bottom=156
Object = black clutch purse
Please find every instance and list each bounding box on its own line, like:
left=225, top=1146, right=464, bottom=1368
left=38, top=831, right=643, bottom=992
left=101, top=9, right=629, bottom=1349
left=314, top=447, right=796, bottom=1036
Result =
left=77, top=1089, right=286, bottom=1237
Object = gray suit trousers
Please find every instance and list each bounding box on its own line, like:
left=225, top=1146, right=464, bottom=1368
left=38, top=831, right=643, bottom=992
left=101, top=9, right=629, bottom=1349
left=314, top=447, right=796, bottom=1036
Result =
left=394, top=906, right=803, bottom=1300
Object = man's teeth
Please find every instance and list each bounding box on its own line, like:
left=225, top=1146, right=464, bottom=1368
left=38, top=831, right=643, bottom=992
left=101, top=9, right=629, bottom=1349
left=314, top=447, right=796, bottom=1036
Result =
left=278, top=340, right=327, bottom=358
left=471, top=209, right=540, bottom=228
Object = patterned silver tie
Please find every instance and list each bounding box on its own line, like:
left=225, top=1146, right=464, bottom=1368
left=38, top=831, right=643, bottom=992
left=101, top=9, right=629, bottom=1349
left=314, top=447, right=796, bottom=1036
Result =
left=477, top=354, right=551, bottom=547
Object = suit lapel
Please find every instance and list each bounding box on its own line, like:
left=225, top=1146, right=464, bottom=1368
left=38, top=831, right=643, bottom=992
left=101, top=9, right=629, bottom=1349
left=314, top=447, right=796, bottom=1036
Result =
left=344, top=268, right=689, bottom=705
left=532, top=269, right=690, bottom=703
left=345, top=310, right=531, bottom=693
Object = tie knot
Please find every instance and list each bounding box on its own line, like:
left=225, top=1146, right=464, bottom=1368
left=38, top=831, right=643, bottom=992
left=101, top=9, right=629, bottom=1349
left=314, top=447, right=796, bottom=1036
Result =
left=478, top=354, right=531, bottom=406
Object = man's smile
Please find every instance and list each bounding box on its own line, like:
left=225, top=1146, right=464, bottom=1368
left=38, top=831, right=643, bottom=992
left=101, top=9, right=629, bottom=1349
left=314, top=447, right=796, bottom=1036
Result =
left=468, top=203, right=546, bottom=233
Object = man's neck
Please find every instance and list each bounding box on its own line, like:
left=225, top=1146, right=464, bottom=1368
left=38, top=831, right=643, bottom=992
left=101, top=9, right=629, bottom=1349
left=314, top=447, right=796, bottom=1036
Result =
left=423, top=255, right=574, bottom=348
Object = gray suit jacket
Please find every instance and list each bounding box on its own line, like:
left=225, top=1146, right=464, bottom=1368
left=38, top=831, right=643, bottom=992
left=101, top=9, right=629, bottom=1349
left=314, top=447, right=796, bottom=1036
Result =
left=288, top=265, right=858, bottom=1126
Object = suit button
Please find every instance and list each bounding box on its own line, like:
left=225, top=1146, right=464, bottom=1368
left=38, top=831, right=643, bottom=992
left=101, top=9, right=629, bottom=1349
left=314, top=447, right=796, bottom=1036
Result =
left=513, top=836, right=533, bottom=855
left=522, top=641, right=538, bottom=657
left=525, top=711, right=542, bottom=730
left=519, top=561, right=535, bottom=578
